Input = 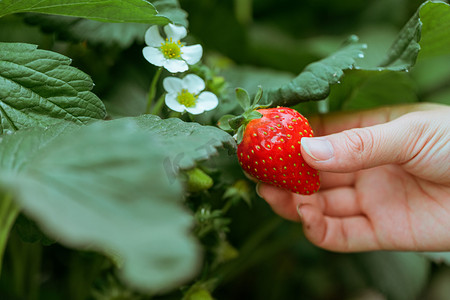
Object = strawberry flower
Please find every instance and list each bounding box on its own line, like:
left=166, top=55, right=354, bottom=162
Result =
left=163, top=74, right=218, bottom=114
left=143, top=24, right=203, bottom=73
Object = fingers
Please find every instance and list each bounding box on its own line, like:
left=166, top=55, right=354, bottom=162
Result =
left=257, top=184, right=301, bottom=222
left=319, top=172, right=355, bottom=189
left=302, top=106, right=450, bottom=180
left=310, top=187, right=361, bottom=216
left=301, top=114, right=416, bottom=173
left=258, top=183, right=381, bottom=252
left=301, top=123, right=398, bottom=172
left=298, top=204, right=380, bottom=252
left=302, top=103, right=447, bottom=174
left=256, top=171, right=356, bottom=222
left=258, top=183, right=362, bottom=219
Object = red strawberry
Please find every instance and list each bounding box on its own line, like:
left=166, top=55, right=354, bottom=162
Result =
left=236, top=107, right=320, bottom=195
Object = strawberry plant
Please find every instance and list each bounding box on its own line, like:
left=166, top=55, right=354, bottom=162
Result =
left=0, top=0, right=449, bottom=299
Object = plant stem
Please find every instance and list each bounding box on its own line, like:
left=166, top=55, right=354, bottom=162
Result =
left=8, top=232, right=42, bottom=300
left=169, top=111, right=182, bottom=119
left=188, top=113, right=197, bottom=123
left=0, top=192, right=19, bottom=277
left=150, top=93, right=166, bottom=116
left=145, top=67, right=163, bottom=114
left=68, top=253, right=108, bottom=300
left=221, top=199, right=234, bottom=214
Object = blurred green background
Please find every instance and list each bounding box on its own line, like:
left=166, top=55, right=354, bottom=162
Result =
left=0, top=0, right=449, bottom=299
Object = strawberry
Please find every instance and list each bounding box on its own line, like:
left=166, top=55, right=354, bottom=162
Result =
left=237, top=107, right=320, bottom=194
left=218, top=88, right=320, bottom=195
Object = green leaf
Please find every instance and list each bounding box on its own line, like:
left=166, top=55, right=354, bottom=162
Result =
left=0, top=123, right=67, bottom=276
left=21, top=0, right=188, bottom=48
left=235, top=88, right=251, bottom=110
left=153, top=0, right=189, bottom=26
left=228, top=115, right=245, bottom=131
left=0, top=0, right=168, bottom=24
left=23, top=14, right=150, bottom=48
left=378, top=7, right=421, bottom=70
left=252, top=86, right=263, bottom=106
left=262, top=41, right=366, bottom=107
left=417, top=1, right=450, bottom=59
left=412, top=55, right=450, bottom=99
left=244, top=110, right=263, bottom=121
left=217, top=114, right=235, bottom=131
left=220, top=3, right=448, bottom=111
left=133, top=115, right=237, bottom=170
left=0, top=121, right=79, bottom=173
left=0, top=121, right=191, bottom=292
left=322, top=1, right=450, bottom=112
left=328, top=69, right=418, bottom=112
left=0, top=43, right=106, bottom=134
left=235, top=125, right=244, bottom=145
left=0, top=116, right=234, bottom=292
left=421, top=252, right=450, bottom=264
left=324, top=1, right=450, bottom=112
left=379, top=0, right=450, bottom=69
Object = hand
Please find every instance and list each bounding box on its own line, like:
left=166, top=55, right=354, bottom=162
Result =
left=257, top=103, right=450, bottom=252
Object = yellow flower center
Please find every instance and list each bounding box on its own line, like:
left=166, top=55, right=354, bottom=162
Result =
left=177, top=89, right=197, bottom=107
left=160, top=38, right=183, bottom=59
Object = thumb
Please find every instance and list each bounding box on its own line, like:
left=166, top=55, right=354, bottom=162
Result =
left=300, top=119, right=409, bottom=173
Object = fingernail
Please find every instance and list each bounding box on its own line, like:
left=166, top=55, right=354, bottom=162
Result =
left=296, top=203, right=304, bottom=222
left=301, top=137, right=334, bottom=161
left=256, top=182, right=263, bottom=198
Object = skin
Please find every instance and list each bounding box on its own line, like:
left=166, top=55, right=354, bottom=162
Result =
left=257, top=103, right=450, bottom=252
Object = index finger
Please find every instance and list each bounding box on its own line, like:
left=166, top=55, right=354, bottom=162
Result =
left=308, top=103, right=442, bottom=136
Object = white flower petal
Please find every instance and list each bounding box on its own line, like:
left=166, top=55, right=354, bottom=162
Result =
left=197, top=91, right=219, bottom=111
left=163, top=77, right=183, bottom=93
left=182, top=74, right=205, bottom=94
left=143, top=47, right=165, bottom=66
left=163, top=59, right=189, bottom=73
left=145, top=26, right=165, bottom=47
left=181, top=44, right=203, bottom=65
left=164, top=23, right=187, bottom=41
left=185, top=105, right=206, bottom=115
left=165, top=93, right=186, bottom=112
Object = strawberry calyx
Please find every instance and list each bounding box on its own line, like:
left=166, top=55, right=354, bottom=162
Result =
left=218, top=86, right=271, bottom=144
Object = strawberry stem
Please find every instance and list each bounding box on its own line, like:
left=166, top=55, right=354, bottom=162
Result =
left=217, top=86, right=270, bottom=144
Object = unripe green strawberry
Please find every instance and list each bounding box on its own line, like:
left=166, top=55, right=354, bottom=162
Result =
left=237, top=107, right=320, bottom=195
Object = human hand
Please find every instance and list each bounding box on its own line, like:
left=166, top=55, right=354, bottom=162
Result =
left=257, top=103, right=450, bottom=252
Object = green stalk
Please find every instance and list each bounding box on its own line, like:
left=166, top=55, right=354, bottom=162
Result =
left=221, top=199, right=234, bottom=214
left=145, top=67, right=163, bottom=114
left=150, top=93, right=166, bottom=116
left=0, top=192, right=19, bottom=277
left=8, top=232, right=42, bottom=300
